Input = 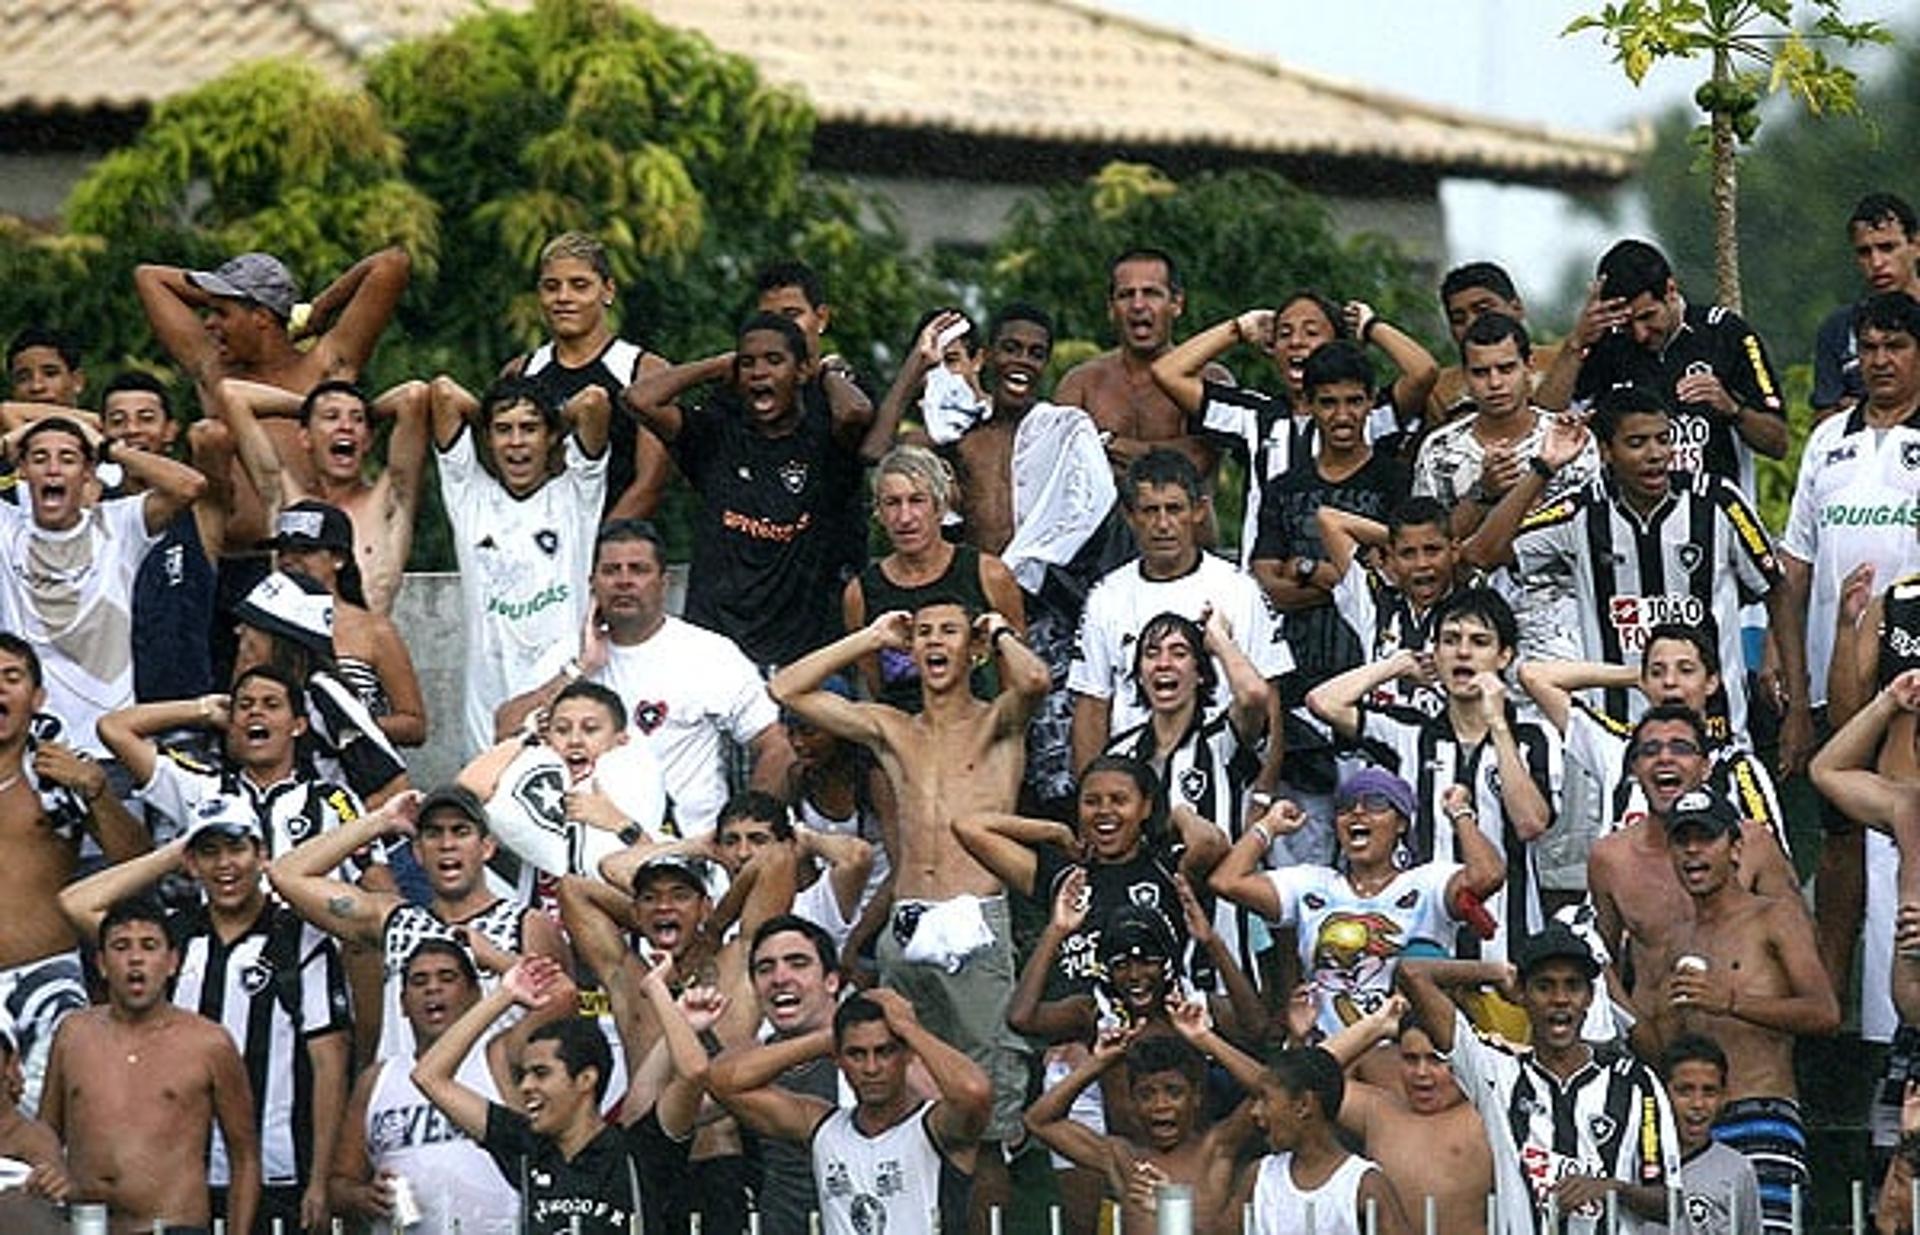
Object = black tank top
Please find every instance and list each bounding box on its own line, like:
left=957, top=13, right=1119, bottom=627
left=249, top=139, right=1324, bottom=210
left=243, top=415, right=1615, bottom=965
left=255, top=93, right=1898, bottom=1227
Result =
left=856, top=544, right=994, bottom=712
left=1879, top=572, right=1920, bottom=689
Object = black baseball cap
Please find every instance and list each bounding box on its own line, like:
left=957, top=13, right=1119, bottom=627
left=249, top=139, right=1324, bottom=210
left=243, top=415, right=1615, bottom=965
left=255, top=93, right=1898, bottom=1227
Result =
left=1512, top=921, right=1600, bottom=981
left=1665, top=790, right=1740, bottom=840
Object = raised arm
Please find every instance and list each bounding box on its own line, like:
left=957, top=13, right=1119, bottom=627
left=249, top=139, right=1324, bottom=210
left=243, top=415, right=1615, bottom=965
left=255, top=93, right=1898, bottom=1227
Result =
left=1460, top=413, right=1588, bottom=570
left=1150, top=312, right=1259, bottom=415
left=628, top=954, right=719, bottom=1138
left=1005, top=868, right=1099, bottom=1043
left=769, top=613, right=908, bottom=748
left=561, top=384, right=612, bottom=459
left=1516, top=658, right=1638, bottom=736
left=864, top=312, right=963, bottom=461
left=1316, top=506, right=1388, bottom=577
left=1477, top=675, right=1552, bottom=842
left=266, top=791, right=416, bottom=948
left=1394, top=957, right=1513, bottom=1054
left=1023, top=1028, right=1132, bottom=1174
left=133, top=262, right=218, bottom=376
left=865, top=988, right=992, bottom=1151
left=707, top=1028, right=837, bottom=1143
left=1306, top=649, right=1419, bottom=740
left=307, top=246, right=411, bottom=376
left=373, top=378, right=432, bottom=523
left=415, top=960, right=558, bottom=1140
left=1175, top=873, right=1267, bottom=1044
left=798, top=823, right=874, bottom=922
left=427, top=375, right=478, bottom=451
left=1201, top=603, right=1272, bottom=744
left=1829, top=564, right=1883, bottom=725
left=1811, top=672, right=1919, bottom=830
left=622, top=353, right=731, bottom=444
left=58, top=837, right=187, bottom=943
left=95, top=694, right=224, bottom=787
left=952, top=811, right=1070, bottom=900
left=1208, top=800, right=1295, bottom=922
left=1439, top=785, right=1508, bottom=904
left=1346, top=302, right=1439, bottom=423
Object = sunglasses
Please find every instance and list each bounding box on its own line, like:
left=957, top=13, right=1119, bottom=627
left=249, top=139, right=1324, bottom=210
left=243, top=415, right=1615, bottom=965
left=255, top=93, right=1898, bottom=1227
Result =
left=1336, top=791, right=1400, bottom=815
left=1631, top=737, right=1702, bottom=761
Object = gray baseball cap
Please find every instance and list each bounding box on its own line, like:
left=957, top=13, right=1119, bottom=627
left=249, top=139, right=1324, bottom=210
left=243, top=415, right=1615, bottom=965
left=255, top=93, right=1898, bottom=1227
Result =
left=188, top=253, right=299, bottom=320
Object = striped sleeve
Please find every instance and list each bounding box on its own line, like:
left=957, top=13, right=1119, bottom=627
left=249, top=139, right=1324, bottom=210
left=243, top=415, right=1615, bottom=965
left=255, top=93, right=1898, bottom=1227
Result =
left=1710, top=476, right=1783, bottom=603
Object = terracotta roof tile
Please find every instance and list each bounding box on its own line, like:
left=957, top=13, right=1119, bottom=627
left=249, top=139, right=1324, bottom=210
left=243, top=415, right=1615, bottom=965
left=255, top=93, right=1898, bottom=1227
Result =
left=1, top=0, right=1638, bottom=185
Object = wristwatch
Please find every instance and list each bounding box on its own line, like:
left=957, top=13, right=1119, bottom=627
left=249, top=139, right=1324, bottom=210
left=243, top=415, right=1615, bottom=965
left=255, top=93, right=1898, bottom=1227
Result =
left=1527, top=455, right=1555, bottom=481
left=1293, top=556, right=1319, bottom=584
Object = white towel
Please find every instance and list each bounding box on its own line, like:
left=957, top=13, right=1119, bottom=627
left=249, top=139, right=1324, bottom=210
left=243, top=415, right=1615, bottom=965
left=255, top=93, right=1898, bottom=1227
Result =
left=1000, top=402, right=1117, bottom=593
left=900, top=894, right=995, bottom=973
left=921, top=367, right=990, bottom=446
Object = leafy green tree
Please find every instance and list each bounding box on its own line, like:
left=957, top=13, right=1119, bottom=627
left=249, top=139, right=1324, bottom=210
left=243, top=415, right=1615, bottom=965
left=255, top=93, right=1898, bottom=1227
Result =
left=1566, top=0, right=1889, bottom=312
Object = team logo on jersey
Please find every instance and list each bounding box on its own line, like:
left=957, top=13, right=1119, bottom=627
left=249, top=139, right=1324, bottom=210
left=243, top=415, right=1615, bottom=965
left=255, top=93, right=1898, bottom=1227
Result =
left=1676, top=543, right=1703, bottom=573
left=534, top=529, right=559, bottom=556
left=850, top=1195, right=888, bottom=1233
left=1903, top=442, right=1920, bottom=471
left=239, top=959, right=273, bottom=997
left=1179, top=766, right=1210, bottom=802
left=1589, top=1113, right=1617, bottom=1142
left=285, top=808, right=317, bottom=842
left=1128, top=883, right=1163, bottom=910
left=512, top=764, right=567, bottom=824
left=779, top=460, right=810, bottom=494
left=1825, top=442, right=1860, bottom=466
left=633, top=700, right=668, bottom=734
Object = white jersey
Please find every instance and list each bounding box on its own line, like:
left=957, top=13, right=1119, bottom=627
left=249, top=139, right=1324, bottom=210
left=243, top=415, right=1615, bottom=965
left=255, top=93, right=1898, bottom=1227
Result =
left=1263, top=861, right=1460, bottom=1040
left=793, top=874, right=857, bottom=954
left=364, top=1048, right=519, bottom=1234
left=797, top=793, right=889, bottom=911
left=0, top=495, right=155, bottom=754
left=812, top=1102, right=948, bottom=1235
left=1781, top=405, right=1920, bottom=706
left=482, top=740, right=664, bottom=882
left=1069, top=552, right=1292, bottom=737
left=593, top=616, right=779, bottom=836
left=1249, top=1151, right=1376, bottom=1235
left=438, top=425, right=607, bottom=754
left=1451, top=1010, right=1680, bottom=1235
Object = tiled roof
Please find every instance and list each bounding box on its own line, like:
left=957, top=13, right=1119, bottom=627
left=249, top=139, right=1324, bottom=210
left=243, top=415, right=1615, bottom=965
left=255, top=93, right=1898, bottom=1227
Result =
left=2, top=0, right=1639, bottom=186
left=5, top=0, right=359, bottom=112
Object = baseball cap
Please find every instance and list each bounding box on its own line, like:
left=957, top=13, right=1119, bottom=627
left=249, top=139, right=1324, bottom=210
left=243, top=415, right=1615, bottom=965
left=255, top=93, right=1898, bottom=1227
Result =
left=187, top=253, right=299, bottom=321
left=233, top=570, right=334, bottom=661
left=1097, top=904, right=1177, bottom=967
left=1665, top=790, right=1740, bottom=840
left=417, top=785, right=489, bottom=833
left=182, top=793, right=262, bottom=846
left=264, top=501, right=365, bottom=604
left=1335, top=767, right=1416, bottom=821
left=633, top=853, right=715, bottom=898
left=1512, top=920, right=1601, bottom=981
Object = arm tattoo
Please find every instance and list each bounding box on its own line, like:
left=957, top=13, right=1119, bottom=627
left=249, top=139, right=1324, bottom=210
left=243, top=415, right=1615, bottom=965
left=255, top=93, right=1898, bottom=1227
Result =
left=326, top=894, right=358, bottom=920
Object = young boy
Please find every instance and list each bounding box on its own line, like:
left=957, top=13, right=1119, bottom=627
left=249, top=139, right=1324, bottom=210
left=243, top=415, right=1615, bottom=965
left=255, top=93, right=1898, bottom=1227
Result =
left=1233, top=1046, right=1412, bottom=1235
left=1307, top=587, right=1561, bottom=964
left=1654, top=1034, right=1761, bottom=1235
left=1317, top=497, right=1464, bottom=719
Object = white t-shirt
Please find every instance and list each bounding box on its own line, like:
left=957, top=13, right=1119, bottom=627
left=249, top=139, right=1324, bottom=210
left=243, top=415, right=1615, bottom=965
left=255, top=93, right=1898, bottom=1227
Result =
left=1068, top=552, right=1291, bottom=737
left=593, top=616, right=779, bottom=836
left=365, top=1048, right=518, bottom=1234
left=1262, top=861, right=1460, bottom=1039
left=1781, top=408, right=1920, bottom=706
left=812, top=1102, right=947, bottom=1235
left=0, top=495, right=155, bottom=753
left=438, top=427, right=607, bottom=754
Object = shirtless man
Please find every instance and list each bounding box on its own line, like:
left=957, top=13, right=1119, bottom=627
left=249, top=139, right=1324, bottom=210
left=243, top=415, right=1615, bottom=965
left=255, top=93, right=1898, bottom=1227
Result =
left=0, top=1011, right=70, bottom=1235
left=1024, top=1000, right=1262, bottom=1234
left=43, top=895, right=259, bottom=1234
left=770, top=600, right=1049, bottom=1227
left=1054, top=249, right=1219, bottom=484
left=1634, top=789, right=1838, bottom=1233
left=1586, top=704, right=1803, bottom=1010
left=212, top=377, right=430, bottom=614
left=134, top=247, right=410, bottom=544
left=0, top=634, right=149, bottom=1115
left=1321, top=996, right=1493, bottom=1235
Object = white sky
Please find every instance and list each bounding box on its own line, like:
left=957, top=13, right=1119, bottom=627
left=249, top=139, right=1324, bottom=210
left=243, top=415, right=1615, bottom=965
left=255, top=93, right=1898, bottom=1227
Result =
left=1100, top=0, right=1909, bottom=314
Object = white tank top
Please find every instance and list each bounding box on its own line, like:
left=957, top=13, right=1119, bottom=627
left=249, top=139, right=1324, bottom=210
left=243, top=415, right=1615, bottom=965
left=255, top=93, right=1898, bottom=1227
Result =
left=1250, top=1151, right=1377, bottom=1235
left=363, top=1047, right=520, bottom=1235
left=811, top=1101, right=945, bottom=1235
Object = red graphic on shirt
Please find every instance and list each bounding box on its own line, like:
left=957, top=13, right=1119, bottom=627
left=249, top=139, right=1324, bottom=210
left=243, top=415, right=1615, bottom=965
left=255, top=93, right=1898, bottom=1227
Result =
left=633, top=700, right=669, bottom=734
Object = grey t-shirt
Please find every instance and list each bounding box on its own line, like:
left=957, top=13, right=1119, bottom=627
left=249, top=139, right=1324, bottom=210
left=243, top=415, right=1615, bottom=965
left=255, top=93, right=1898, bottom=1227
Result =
left=1645, top=1141, right=1760, bottom=1235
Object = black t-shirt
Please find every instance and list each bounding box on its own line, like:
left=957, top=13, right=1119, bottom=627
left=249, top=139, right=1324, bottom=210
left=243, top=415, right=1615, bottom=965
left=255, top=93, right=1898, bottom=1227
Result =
left=1031, top=844, right=1186, bottom=994
left=1575, top=301, right=1785, bottom=483
left=481, top=1102, right=681, bottom=1234
left=672, top=393, right=863, bottom=667
left=519, top=337, right=651, bottom=520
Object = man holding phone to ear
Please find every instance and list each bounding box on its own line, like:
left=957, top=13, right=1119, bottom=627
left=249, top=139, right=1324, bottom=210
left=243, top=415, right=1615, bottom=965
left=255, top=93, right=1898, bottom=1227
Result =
left=493, top=518, right=792, bottom=837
